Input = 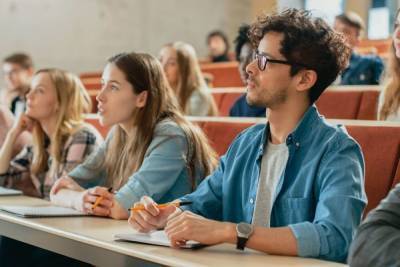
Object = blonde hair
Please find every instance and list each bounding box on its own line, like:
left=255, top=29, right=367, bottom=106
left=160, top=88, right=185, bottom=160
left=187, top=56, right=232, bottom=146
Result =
left=104, top=52, right=218, bottom=190
left=165, top=42, right=218, bottom=116
left=31, top=69, right=92, bottom=178
left=379, top=42, right=400, bottom=120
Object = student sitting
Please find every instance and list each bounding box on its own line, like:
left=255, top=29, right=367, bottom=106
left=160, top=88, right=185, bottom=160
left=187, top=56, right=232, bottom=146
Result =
left=229, top=24, right=266, bottom=117
left=0, top=68, right=102, bottom=198
left=159, top=42, right=218, bottom=116
left=128, top=9, right=366, bottom=263
left=0, top=53, right=34, bottom=155
left=0, top=68, right=102, bottom=267
left=50, top=52, right=218, bottom=220
left=206, top=30, right=231, bottom=63
left=378, top=9, right=400, bottom=121
left=334, top=12, right=384, bottom=85
left=347, top=183, right=400, bottom=266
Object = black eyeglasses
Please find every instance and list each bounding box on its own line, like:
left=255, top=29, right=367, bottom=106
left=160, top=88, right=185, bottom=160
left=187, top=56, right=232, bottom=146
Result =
left=253, top=51, right=309, bottom=71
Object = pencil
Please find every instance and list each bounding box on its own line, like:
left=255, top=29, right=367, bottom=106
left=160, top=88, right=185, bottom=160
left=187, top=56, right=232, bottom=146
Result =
left=129, top=201, right=193, bottom=211
left=91, top=187, right=113, bottom=210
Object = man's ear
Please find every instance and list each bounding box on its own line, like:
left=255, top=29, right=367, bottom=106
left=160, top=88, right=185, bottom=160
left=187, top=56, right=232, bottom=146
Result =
left=296, top=69, right=317, bottom=92
left=135, top=91, right=148, bottom=108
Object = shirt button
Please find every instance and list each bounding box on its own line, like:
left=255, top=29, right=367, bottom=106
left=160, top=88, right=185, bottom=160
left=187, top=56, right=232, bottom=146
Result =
left=295, top=142, right=300, bottom=147
left=249, top=198, right=254, bottom=204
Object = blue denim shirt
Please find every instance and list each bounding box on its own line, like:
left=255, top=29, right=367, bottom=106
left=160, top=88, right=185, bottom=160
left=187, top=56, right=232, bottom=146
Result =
left=340, top=52, right=383, bottom=85
left=181, top=105, right=367, bottom=262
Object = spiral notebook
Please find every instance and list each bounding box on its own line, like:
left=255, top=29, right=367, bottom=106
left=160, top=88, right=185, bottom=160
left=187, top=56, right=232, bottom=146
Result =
left=114, top=230, right=202, bottom=249
left=0, top=205, right=88, bottom=218
left=0, top=187, right=23, bottom=196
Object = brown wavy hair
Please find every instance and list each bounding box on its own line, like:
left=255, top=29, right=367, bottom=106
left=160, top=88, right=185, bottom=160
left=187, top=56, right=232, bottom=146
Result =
left=103, top=52, right=218, bottom=190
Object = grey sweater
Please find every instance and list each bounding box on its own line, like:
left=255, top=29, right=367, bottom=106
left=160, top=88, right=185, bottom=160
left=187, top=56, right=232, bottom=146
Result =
left=348, top=183, right=400, bottom=266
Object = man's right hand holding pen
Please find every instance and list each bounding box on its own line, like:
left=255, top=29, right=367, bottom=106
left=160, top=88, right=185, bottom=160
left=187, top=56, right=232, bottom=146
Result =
left=129, top=196, right=236, bottom=248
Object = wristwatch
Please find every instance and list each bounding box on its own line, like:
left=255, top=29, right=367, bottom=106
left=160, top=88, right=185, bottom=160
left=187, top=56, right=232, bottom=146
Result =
left=236, top=222, right=254, bottom=250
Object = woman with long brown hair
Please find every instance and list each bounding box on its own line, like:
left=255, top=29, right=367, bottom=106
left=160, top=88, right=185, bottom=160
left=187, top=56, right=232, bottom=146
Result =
left=378, top=10, right=400, bottom=121
left=159, top=42, right=218, bottom=116
left=50, top=52, right=218, bottom=219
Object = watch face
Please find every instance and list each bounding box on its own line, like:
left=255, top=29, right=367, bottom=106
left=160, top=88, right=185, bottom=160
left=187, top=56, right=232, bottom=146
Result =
left=237, top=223, right=253, bottom=235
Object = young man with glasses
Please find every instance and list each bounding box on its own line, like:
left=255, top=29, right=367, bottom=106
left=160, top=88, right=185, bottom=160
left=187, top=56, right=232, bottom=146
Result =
left=128, top=9, right=366, bottom=263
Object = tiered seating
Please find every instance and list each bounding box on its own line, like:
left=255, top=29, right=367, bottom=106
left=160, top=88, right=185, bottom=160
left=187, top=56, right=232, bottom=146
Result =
left=211, top=85, right=381, bottom=119
left=80, top=61, right=244, bottom=90
left=200, top=62, right=242, bottom=87
left=356, top=38, right=391, bottom=57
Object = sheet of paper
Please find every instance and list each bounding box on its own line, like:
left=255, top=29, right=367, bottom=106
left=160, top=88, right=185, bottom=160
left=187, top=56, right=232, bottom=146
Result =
left=0, top=205, right=88, bottom=218
left=0, top=187, right=22, bottom=196
left=114, top=230, right=202, bottom=248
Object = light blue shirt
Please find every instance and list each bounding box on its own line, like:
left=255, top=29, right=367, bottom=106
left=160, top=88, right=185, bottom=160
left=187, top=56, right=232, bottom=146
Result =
left=69, top=119, right=202, bottom=210
left=180, top=105, right=367, bottom=262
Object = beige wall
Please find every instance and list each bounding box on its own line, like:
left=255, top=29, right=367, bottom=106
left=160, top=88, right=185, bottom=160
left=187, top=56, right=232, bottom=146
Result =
left=250, top=0, right=277, bottom=19
left=0, top=0, right=253, bottom=81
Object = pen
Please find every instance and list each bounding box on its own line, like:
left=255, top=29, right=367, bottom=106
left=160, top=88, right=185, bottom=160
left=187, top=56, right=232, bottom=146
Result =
left=91, top=187, right=113, bottom=210
left=129, top=201, right=193, bottom=211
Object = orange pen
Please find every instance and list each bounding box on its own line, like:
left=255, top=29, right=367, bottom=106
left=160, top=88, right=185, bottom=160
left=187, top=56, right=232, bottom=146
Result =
left=91, top=187, right=113, bottom=210
left=129, top=201, right=193, bottom=211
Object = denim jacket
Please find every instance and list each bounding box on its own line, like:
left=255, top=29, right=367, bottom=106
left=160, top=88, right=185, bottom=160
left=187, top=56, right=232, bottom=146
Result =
left=181, top=105, right=367, bottom=262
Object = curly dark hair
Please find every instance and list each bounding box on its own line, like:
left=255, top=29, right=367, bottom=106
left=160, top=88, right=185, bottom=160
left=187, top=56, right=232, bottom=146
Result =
left=249, top=8, right=351, bottom=103
left=234, top=24, right=251, bottom=61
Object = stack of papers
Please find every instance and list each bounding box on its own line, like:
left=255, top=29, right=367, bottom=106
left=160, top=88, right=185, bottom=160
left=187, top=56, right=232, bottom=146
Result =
left=0, top=205, right=88, bottom=218
left=0, top=187, right=22, bottom=196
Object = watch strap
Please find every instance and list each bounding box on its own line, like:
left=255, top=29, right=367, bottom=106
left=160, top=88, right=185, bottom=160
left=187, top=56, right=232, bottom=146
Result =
left=236, top=236, right=248, bottom=250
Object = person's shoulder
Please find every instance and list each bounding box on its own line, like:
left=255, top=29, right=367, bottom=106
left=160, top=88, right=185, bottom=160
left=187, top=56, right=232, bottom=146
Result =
left=359, top=53, right=383, bottom=65
left=154, top=118, right=186, bottom=138
left=70, top=123, right=103, bottom=145
left=317, top=118, right=360, bottom=151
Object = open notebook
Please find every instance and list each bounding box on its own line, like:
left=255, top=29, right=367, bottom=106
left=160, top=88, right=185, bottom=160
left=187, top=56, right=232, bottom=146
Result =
left=0, top=187, right=23, bottom=196
left=0, top=205, right=88, bottom=218
left=114, top=230, right=203, bottom=249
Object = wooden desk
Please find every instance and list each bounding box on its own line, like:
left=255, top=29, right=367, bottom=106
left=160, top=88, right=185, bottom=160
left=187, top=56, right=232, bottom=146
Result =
left=0, top=196, right=347, bottom=267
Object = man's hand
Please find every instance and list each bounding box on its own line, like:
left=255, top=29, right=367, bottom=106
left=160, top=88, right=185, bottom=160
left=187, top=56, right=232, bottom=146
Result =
left=165, top=211, right=236, bottom=247
left=128, top=196, right=180, bottom=232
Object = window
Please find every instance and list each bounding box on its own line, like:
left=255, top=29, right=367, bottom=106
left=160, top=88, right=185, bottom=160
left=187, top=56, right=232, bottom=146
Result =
left=305, top=0, right=344, bottom=25
left=368, top=0, right=393, bottom=39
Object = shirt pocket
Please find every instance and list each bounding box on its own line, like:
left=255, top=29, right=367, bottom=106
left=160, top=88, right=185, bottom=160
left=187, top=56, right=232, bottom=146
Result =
left=274, top=197, right=315, bottom=225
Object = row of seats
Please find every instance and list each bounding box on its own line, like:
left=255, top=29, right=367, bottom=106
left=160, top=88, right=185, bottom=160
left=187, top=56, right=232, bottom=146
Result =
left=80, top=62, right=243, bottom=89
left=85, top=114, right=400, bottom=216
left=87, top=85, right=382, bottom=120
left=212, top=86, right=381, bottom=119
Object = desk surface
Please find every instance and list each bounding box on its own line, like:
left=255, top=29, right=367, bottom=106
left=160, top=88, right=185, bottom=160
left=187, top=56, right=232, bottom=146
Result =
left=0, top=196, right=347, bottom=267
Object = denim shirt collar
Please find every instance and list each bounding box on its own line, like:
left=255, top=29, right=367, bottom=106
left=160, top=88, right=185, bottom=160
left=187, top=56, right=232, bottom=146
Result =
left=257, top=105, right=320, bottom=159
